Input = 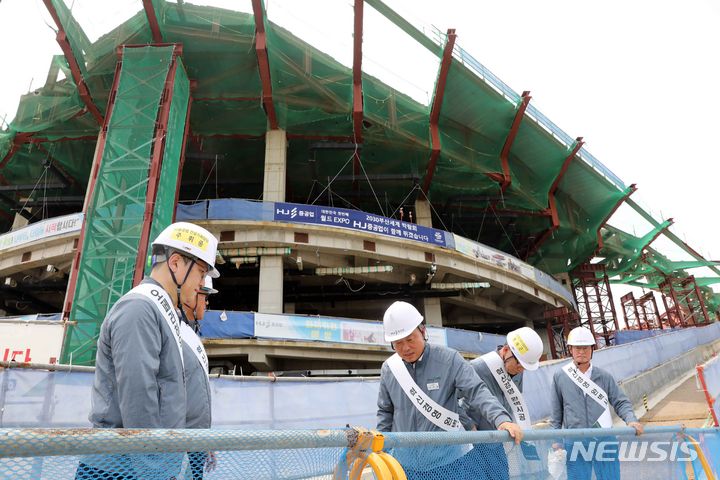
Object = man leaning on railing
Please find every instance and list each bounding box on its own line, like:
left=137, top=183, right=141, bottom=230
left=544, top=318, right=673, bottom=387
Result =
left=550, top=326, right=643, bottom=480
left=376, top=301, right=523, bottom=479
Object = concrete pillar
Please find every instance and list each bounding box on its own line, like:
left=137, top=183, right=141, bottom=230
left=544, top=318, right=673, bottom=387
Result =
left=262, top=129, right=287, bottom=202
left=423, top=297, right=443, bottom=327
left=414, top=199, right=432, bottom=227
left=258, top=129, right=287, bottom=313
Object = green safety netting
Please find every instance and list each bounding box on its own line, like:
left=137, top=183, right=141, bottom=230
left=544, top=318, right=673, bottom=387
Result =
left=0, top=0, right=716, bottom=309
left=61, top=45, right=189, bottom=365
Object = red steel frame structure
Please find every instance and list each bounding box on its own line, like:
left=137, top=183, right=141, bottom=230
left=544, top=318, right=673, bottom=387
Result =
left=571, top=263, right=620, bottom=346
left=543, top=306, right=580, bottom=359
left=421, top=29, right=456, bottom=196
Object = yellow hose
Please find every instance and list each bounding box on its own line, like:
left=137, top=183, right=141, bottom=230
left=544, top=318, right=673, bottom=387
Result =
left=377, top=451, right=408, bottom=480
left=685, top=434, right=717, bottom=480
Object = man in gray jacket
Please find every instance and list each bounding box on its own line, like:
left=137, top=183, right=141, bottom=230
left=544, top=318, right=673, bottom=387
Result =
left=377, top=301, right=522, bottom=479
left=550, top=326, right=643, bottom=480
left=181, top=276, right=217, bottom=479
left=461, top=327, right=544, bottom=479
left=77, top=222, right=220, bottom=480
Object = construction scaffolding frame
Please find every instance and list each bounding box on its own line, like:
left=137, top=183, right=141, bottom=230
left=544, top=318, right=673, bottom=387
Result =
left=543, top=306, right=580, bottom=359
left=659, top=275, right=711, bottom=329
left=571, top=263, right=619, bottom=347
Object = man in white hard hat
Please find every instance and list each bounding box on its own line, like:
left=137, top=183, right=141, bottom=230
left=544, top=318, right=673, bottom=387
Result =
left=460, top=327, right=544, bottom=479
left=79, top=222, right=219, bottom=479
left=181, top=276, right=218, bottom=479
left=377, top=301, right=523, bottom=478
left=550, top=326, right=642, bottom=480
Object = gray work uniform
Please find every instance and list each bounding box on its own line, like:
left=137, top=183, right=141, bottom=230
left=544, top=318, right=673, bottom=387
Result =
left=182, top=325, right=212, bottom=429
left=377, top=343, right=512, bottom=432
left=549, top=363, right=637, bottom=429
left=89, top=277, right=186, bottom=429
left=466, top=356, right=524, bottom=430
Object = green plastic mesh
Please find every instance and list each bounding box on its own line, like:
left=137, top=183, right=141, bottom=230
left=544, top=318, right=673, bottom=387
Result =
left=61, top=46, right=187, bottom=365
left=0, top=0, right=716, bottom=322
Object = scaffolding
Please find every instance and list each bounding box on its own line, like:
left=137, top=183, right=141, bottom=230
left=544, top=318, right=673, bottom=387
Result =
left=658, top=276, right=711, bottom=330
left=543, top=306, right=580, bottom=359
left=571, top=263, right=619, bottom=347
left=620, top=291, right=664, bottom=330
left=61, top=45, right=190, bottom=365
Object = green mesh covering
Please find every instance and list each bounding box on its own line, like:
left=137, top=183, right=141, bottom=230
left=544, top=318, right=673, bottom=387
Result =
left=146, top=57, right=191, bottom=272
left=0, top=0, right=715, bottom=331
left=61, top=46, right=187, bottom=365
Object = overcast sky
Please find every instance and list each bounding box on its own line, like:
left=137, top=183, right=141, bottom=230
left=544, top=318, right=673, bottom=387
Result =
left=1, top=0, right=718, bottom=294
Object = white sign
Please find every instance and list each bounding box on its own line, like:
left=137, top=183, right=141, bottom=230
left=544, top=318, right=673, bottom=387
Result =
left=0, top=321, right=64, bottom=364
left=0, top=213, right=84, bottom=250
left=254, top=313, right=447, bottom=347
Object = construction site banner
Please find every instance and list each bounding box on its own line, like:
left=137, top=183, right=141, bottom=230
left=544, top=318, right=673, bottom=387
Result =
left=0, top=319, right=64, bottom=364
left=0, top=212, right=83, bottom=250
left=273, top=202, right=451, bottom=248
left=254, top=313, right=447, bottom=347
left=453, top=234, right=573, bottom=305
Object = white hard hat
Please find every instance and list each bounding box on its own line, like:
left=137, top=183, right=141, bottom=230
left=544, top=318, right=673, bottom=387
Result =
left=383, top=301, right=424, bottom=342
left=151, top=222, right=220, bottom=278
left=506, top=327, right=543, bottom=371
left=200, top=276, right=218, bottom=294
left=567, top=326, right=596, bottom=346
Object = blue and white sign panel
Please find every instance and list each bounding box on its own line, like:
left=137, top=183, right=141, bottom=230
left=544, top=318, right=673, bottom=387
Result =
left=255, top=313, right=447, bottom=347
left=273, top=202, right=449, bottom=248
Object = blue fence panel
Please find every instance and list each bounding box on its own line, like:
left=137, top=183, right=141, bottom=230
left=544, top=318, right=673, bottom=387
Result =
left=445, top=328, right=505, bottom=355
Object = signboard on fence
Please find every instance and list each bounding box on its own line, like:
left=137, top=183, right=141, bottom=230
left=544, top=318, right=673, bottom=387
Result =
left=273, top=202, right=449, bottom=248
left=255, top=313, right=447, bottom=347
left=0, top=320, right=64, bottom=364
left=0, top=213, right=83, bottom=250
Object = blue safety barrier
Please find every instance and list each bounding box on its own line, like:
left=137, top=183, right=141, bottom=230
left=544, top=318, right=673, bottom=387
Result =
left=0, top=426, right=717, bottom=479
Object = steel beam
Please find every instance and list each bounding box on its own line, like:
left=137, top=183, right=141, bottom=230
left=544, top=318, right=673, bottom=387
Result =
left=251, top=0, right=278, bottom=130
left=421, top=29, right=456, bottom=195
left=352, top=0, right=365, bottom=187
left=496, top=91, right=531, bottom=193
left=42, top=0, right=104, bottom=125
left=142, top=0, right=164, bottom=43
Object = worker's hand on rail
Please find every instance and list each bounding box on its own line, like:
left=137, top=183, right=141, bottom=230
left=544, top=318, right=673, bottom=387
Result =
left=628, top=422, right=644, bottom=436
left=498, top=422, right=523, bottom=444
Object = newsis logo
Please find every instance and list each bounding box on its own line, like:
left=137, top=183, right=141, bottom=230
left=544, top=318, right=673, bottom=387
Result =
left=568, top=440, right=697, bottom=463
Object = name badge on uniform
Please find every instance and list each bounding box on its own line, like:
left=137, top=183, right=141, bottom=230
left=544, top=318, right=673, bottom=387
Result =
left=427, top=382, right=440, bottom=391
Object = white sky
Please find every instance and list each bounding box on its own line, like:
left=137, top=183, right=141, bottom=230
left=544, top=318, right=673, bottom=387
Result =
left=1, top=0, right=718, bottom=298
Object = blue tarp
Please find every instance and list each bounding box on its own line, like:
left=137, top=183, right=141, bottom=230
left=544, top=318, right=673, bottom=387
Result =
left=175, top=201, right=208, bottom=221
left=208, top=199, right=273, bottom=221
left=200, top=311, right=254, bottom=339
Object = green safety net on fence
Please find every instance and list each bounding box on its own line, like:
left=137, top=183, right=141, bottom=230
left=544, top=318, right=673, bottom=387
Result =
left=61, top=45, right=189, bottom=365
left=1, top=0, right=717, bottom=317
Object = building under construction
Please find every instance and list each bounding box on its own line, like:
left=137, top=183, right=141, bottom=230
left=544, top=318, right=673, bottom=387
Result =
left=1, top=0, right=719, bottom=374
